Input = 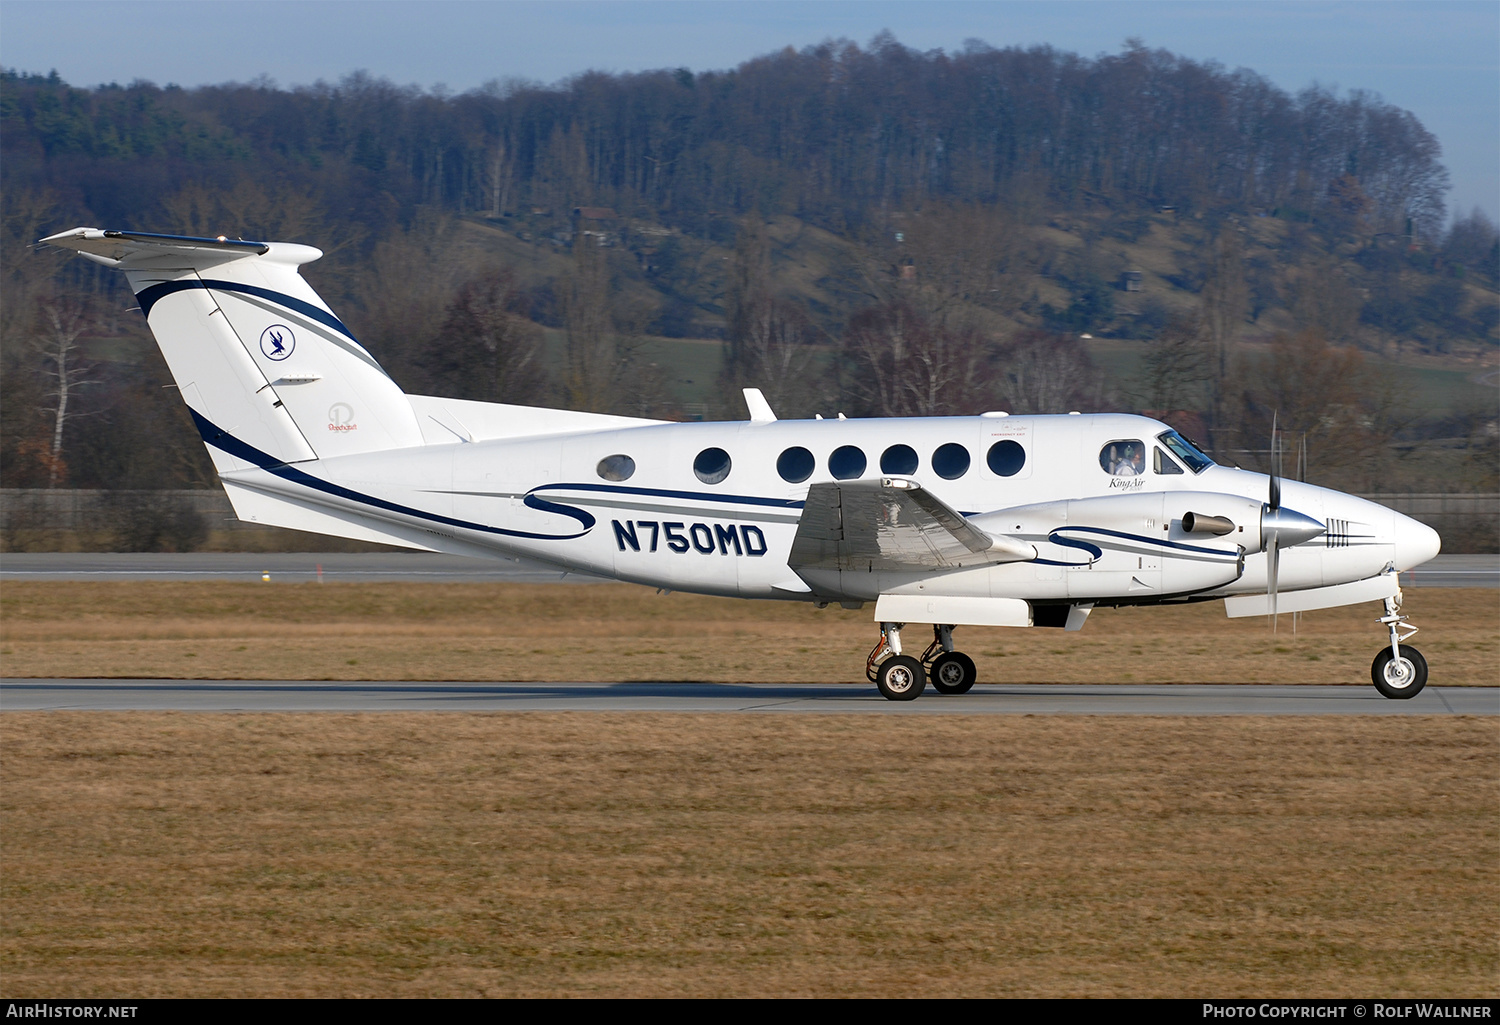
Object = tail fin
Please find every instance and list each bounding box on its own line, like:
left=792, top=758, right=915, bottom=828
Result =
left=39, top=228, right=423, bottom=473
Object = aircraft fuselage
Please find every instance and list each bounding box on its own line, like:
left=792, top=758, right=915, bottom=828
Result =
left=218, top=410, right=1437, bottom=606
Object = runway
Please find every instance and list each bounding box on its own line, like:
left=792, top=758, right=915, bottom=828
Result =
left=3, top=679, right=1494, bottom=714
left=0, top=552, right=605, bottom=583
left=1, top=551, right=1495, bottom=586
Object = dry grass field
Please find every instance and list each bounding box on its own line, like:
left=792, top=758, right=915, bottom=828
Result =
left=2, top=583, right=1496, bottom=996
left=2, top=713, right=1495, bottom=997
left=0, top=581, right=1495, bottom=685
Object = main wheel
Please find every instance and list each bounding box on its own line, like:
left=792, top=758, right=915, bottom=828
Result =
left=1371, top=645, right=1427, bottom=699
left=876, top=655, right=927, bottom=701
left=929, top=651, right=977, bottom=695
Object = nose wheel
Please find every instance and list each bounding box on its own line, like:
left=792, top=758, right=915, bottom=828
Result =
left=1372, top=646, right=1427, bottom=699
left=1372, top=589, right=1426, bottom=699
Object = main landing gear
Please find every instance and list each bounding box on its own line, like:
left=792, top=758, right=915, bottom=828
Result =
left=1372, top=590, right=1426, bottom=699
left=867, top=623, right=977, bottom=701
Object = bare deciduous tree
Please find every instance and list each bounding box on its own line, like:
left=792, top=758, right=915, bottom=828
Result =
left=721, top=215, right=829, bottom=417
left=992, top=329, right=1102, bottom=415
left=1292, top=255, right=1363, bottom=347
left=31, top=294, right=98, bottom=488
left=1135, top=314, right=1213, bottom=413
left=1233, top=330, right=1413, bottom=490
left=423, top=269, right=549, bottom=404
left=730, top=296, right=825, bottom=417
left=563, top=228, right=616, bottom=412
left=842, top=299, right=1000, bottom=417
left=1200, top=229, right=1249, bottom=447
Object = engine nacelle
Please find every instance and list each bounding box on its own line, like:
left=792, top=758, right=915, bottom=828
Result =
left=971, top=491, right=1262, bottom=599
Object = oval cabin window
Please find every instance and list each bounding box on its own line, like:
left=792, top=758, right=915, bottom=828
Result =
left=828, top=445, right=867, bottom=480
left=986, top=440, right=1025, bottom=477
left=596, top=454, right=636, bottom=482
left=693, top=447, right=732, bottom=485
left=931, top=443, right=971, bottom=480
left=880, top=444, right=919, bottom=475
left=777, top=446, right=815, bottom=484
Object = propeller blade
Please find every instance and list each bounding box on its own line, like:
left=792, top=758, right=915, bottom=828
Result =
left=1259, top=506, right=1324, bottom=631
left=1268, top=411, right=1281, bottom=511
left=1268, top=534, right=1280, bottom=630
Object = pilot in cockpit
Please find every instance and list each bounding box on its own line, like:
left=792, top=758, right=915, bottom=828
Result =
left=1102, top=441, right=1145, bottom=476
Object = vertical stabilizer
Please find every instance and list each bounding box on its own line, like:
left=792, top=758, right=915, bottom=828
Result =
left=39, top=228, right=424, bottom=471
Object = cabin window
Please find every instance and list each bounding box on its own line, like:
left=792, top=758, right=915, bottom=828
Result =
left=596, top=454, right=636, bottom=482
left=880, top=444, right=919, bottom=475
left=1157, top=430, right=1215, bottom=474
left=828, top=445, right=867, bottom=480
left=932, top=443, right=971, bottom=480
left=693, top=447, right=732, bottom=485
left=1153, top=446, right=1184, bottom=475
left=1100, top=440, right=1146, bottom=476
left=777, top=446, right=815, bottom=483
left=986, top=440, right=1026, bottom=477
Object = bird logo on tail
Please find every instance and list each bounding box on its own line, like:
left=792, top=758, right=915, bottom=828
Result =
left=259, top=324, right=295, bottom=361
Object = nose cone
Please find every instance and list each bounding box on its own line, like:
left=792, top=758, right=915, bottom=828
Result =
left=1393, top=512, right=1441, bottom=571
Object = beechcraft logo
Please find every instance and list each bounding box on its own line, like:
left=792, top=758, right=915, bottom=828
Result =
left=328, top=403, right=357, bottom=432
left=260, top=324, right=295, bottom=361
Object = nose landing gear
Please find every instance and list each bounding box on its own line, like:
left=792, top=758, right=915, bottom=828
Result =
left=867, top=623, right=977, bottom=700
left=1372, top=591, right=1426, bottom=699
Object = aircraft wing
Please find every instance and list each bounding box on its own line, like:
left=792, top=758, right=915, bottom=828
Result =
left=788, top=477, right=1036, bottom=572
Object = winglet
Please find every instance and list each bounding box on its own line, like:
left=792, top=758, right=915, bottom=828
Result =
left=743, top=387, right=777, bottom=422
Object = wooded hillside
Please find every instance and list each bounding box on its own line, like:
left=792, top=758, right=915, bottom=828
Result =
left=2, top=36, right=1495, bottom=519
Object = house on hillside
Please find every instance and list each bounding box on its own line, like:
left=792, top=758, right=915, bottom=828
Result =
left=572, top=206, right=618, bottom=247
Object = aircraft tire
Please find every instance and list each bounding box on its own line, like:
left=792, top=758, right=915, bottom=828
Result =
left=876, top=655, right=927, bottom=701
left=1371, top=645, right=1427, bottom=699
left=929, top=652, right=977, bottom=694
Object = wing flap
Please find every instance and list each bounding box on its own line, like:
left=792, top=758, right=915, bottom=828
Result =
left=789, top=478, right=1036, bottom=572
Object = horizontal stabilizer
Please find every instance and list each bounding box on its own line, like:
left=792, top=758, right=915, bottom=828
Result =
left=789, top=477, right=1036, bottom=572
left=220, top=480, right=432, bottom=551
left=38, top=227, right=271, bottom=265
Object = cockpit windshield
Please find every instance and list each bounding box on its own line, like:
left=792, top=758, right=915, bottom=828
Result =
left=1157, top=430, right=1215, bottom=474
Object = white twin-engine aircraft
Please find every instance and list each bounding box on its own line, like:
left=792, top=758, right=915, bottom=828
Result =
left=43, top=228, right=1442, bottom=700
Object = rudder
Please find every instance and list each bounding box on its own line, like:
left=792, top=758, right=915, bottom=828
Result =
left=40, top=228, right=424, bottom=472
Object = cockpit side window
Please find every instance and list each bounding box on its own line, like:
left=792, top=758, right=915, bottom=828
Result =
left=1100, top=440, right=1146, bottom=477
left=1157, top=430, right=1215, bottom=474
left=1154, top=446, right=1184, bottom=475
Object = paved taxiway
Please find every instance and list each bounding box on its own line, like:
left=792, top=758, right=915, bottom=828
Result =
left=2, top=680, right=1494, bottom=715
left=0, top=551, right=605, bottom=583
left=2, top=552, right=1495, bottom=586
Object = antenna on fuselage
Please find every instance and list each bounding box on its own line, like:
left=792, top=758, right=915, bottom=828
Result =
left=743, top=387, right=777, bottom=422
